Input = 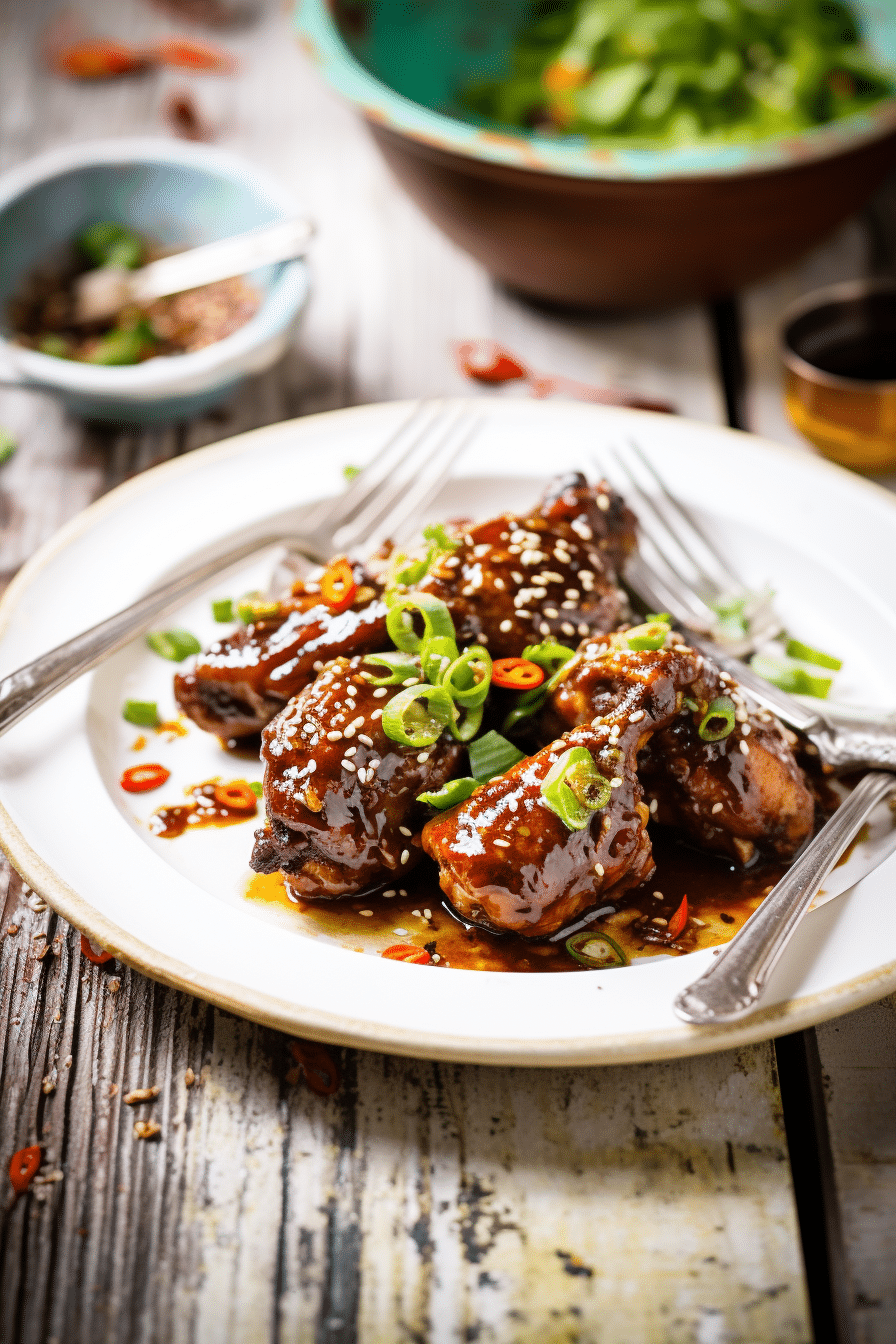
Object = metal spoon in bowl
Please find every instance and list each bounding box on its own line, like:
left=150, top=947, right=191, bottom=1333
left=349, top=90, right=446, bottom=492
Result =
left=73, top=216, right=314, bottom=325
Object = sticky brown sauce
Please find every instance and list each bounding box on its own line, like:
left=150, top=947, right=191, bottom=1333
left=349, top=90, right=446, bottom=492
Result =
left=245, top=827, right=787, bottom=973
left=150, top=780, right=258, bottom=838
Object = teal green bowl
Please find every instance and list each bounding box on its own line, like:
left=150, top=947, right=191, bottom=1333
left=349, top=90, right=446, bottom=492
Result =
left=296, top=0, right=896, bottom=308
left=0, top=139, right=309, bottom=423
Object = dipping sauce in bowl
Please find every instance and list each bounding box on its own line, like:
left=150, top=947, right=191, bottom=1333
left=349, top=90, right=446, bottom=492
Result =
left=782, top=279, right=896, bottom=472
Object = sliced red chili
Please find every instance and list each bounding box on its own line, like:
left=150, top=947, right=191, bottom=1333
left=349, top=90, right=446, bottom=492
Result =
left=320, top=558, right=357, bottom=614
left=289, top=1040, right=341, bottom=1095
left=55, top=40, right=148, bottom=78
left=152, top=37, right=236, bottom=71
left=8, top=1144, right=41, bottom=1195
left=80, top=934, right=114, bottom=966
left=456, top=340, right=528, bottom=384
left=667, top=895, right=688, bottom=940
left=491, top=658, right=545, bottom=691
left=382, top=944, right=432, bottom=965
left=120, top=763, right=170, bottom=794
left=213, top=781, right=258, bottom=813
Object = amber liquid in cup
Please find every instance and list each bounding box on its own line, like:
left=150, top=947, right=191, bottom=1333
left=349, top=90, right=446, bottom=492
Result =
left=782, top=281, right=896, bottom=473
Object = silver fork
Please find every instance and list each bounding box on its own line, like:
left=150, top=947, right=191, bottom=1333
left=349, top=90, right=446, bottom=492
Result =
left=0, top=400, right=480, bottom=738
left=594, top=441, right=896, bottom=774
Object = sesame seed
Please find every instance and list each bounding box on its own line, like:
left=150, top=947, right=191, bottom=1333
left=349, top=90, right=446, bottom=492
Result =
left=578, top=623, right=590, bottom=636
left=344, top=746, right=357, bottom=757
left=610, top=777, right=623, bottom=788
left=371, top=708, right=383, bottom=720
left=313, top=660, right=324, bottom=672
left=344, top=726, right=356, bottom=738
left=561, top=622, right=576, bottom=636
left=342, top=760, right=356, bottom=772
left=373, top=688, right=387, bottom=698
left=424, top=909, right=432, bottom=920
left=358, top=733, right=374, bottom=747
left=651, top=917, right=668, bottom=927
left=399, top=826, right=412, bottom=836
left=393, top=928, right=408, bottom=936
left=653, top=891, right=663, bottom=900
left=359, top=910, right=373, bottom=917
left=596, top=494, right=610, bottom=511
left=307, top=760, right=317, bottom=773
left=739, top=739, right=750, bottom=755
left=494, top=839, right=510, bottom=847
left=383, top=890, right=396, bottom=898
left=543, top=607, right=559, bottom=618
left=432, top=954, right=441, bottom=963
left=499, top=619, right=513, bottom=632
left=630, top=709, right=644, bottom=722
left=400, top=849, right=410, bottom=865
left=711, top=802, right=724, bottom=814
left=399, top=889, right=407, bottom=896
left=539, top=622, right=551, bottom=636
left=412, top=909, right=421, bottom=917
left=742, top=723, right=751, bottom=736
left=594, top=863, right=605, bottom=876
left=649, top=798, right=658, bottom=813
left=561, top=600, right=577, bottom=610
left=417, top=752, right=430, bottom=763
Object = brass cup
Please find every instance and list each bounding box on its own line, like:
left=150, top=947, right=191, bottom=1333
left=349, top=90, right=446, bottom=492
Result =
left=781, top=279, right=896, bottom=473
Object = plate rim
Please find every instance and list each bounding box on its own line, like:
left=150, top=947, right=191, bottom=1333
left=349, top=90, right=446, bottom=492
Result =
left=3, top=398, right=896, bottom=1066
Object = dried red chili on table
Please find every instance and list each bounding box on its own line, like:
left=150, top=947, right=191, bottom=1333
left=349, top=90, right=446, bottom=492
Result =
left=80, top=935, right=114, bottom=965
left=320, top=558, right=357, bottom=614
left=289, top=1040, right=341, bottom=1095
left=382, top=944, right=432, bottom=965
left=120, top=763, right=170, bottom=794
left=491, top=658, right=545, bottom=691
left=54, top=39, right=148, bottom=79
left=8, top=1145, right=41, bottom=1195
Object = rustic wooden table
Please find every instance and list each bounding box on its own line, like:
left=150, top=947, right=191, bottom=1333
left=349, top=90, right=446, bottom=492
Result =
left=1, top=4, right=895, bottom=1342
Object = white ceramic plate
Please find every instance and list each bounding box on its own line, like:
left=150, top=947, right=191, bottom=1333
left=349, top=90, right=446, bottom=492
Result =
left=2, top=400, right=896, bottom=1065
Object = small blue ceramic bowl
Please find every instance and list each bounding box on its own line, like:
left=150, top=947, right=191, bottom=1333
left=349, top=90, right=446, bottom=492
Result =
left=0, top=139, right=309, bottom=423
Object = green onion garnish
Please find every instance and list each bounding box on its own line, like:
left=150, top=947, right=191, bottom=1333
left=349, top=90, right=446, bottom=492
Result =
left=212, top=598, right=234, bottom=623
left=448, top=703, right=484, bottom=743
left=626, top=618, right=671, bottom=651
left=38, top=335, right=71, bottom=360
left=237, top=593, right=282, bottom=624
left=501, top=640, right=577, bottom=734
left=441, top=645, right=492, bottom=709
left=785, top=639, right=842, bottom=671
left=386, top=524, right=459, bottom=594
left=249, top=781, right=263, bottom=797
left=565, top=930, right=628, bottom=969
left=750, top=655, right=833, bottom=699
left=361, top=651, right=421, bottom=686
left=146, top=629, right=202, bottom=662
left=122, top=699, right=160, bottom=728
left=386, top=592, right=456, bottom=654
left=417, top=777, right=478, bottom=810
left=381, top=684, right=455, bottom=748
left=79, top=221, right=144, bottom=270
left=0, top=428, right=15, bottom=466
left=468, top=730, right=526, bottom=783
left=541, top=746, right=612, bottom=830
left=521, top=640, right=577, bottom=677
left=697, top=695, right=736, bottom=742
left=420, top=634, right=460, bottom=685
left=343, top=464, right=361, bottom=481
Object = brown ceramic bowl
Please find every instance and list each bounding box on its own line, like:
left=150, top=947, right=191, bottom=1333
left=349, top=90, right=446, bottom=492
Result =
left=782, top=279, right=896, bottom=473
left=295, top=0, right=896, bottom=310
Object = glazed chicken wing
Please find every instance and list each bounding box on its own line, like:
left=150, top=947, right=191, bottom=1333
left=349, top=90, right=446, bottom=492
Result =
left=548, top=632, right=815, bottom=864
left=174, top=563, right=388, bottom=738
left=250, top=655, right=463, bottom=899
left=422, top=642, right=701, bottom=937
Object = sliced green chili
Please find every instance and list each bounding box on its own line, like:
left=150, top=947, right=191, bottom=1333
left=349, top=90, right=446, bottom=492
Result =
left=565, top=930, right=628, bottom=969
left=750, top=655, right=833, bottom=699
left=212, top=598, right=234, bottom=623
left=122, top=699, right=160, bottom=728
left=386, top=592, right=456, bottom=654
left=468, top=730, right=526, bottom=783
left=441, top=645, right=492, bottom=709
left=785, top=638, right=842, bottom=671
left=417, top=777, right=478, bottom=809
left=381, top=684, right=455, bottom=748
left=146, top=628, right=202, bottom=662
left=698, top=695, right=736, bottom=742
left=626, top=618, right=670, bottom=651
left=361, top=651, right=421, bottom=686
left=541, top=746, right=612, bottom=830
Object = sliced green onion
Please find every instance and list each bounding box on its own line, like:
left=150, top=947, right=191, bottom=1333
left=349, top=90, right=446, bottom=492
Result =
left=381, top=684, right=455, bottom=747
left=468, top=730, right=526, bottom=783
left=79, top=221, right=144, bottom=270
left=212, top=598, right=234, bottom=623
left=38, top=335, right=70, bottom=359
left=441, top=645, right=492, bottom=709
left=750, top=655, right=833, bottom=700
left=361, top=651, right=421, bottom=686
left=237, top=593, right=282, bottom=624
left=645, top=612, right=670, bottom=623
left=710, top=595, right=749, bottom=641
left=785, top=638, right=842, bottom=671
left=420, top=634, right=459, bottom=685
left=521, top=640, right=576, bottom=677
left=122, top=699, right=160, bottom=728
left=0, top=428, right=16, bottom=466
left=541, top=746, right=611, bottom=830
left=417, top=777, right=478, bottom=810
left=249, top=780, right=263, bottom=797
left=146, top=629, right=202, bottom=662
left=566, top=930, right=628, bottom=969
left=502, top=694, right=547, bottom=735
left=683, top=696, right=699, bottom=712
left=421, top=522, right=459, bottom=553
left=342, top=463, right=361, bottom=481
left=386, top=524, right=459, bottom=594
left=386, top=592, right=456, bottom=654
left=698, top=695, right=736, bottom=742
left=449, top=702, right=485, bottom=742
left=626, top=618, right=670, bottom=652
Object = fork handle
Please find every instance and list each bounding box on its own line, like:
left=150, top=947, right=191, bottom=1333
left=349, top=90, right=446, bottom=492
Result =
left=0, top=529, right=323, bottom=739
left=673, top=770, right=895, bottom=1025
